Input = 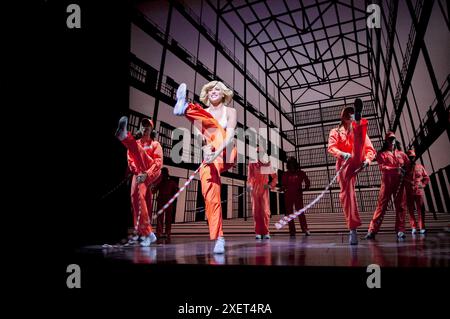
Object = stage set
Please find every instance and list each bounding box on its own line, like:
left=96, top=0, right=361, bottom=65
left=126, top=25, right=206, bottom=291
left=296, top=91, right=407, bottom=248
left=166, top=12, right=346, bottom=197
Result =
left=49, top=0, right=450, bottom=297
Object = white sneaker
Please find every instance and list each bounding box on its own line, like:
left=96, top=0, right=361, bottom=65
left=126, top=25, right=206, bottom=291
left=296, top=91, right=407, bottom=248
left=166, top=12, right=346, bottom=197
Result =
left=349, top=230, right=358, bottom=245
left=174, top=83, right=188, bottom=115
left=411, top=228, right=417, bottom=235
left=255, top=235, right=262, bottom=240
left=419, top=229, right=427, bottom=235
left=397, top=231, right=406, bottom=239
left=305, top=230, right=311, bottom=236
left=140, top=232, right=157, bottom=247
left=263, top=234, right=271, bottom=240
left=213, top=237, right=225, bottom=254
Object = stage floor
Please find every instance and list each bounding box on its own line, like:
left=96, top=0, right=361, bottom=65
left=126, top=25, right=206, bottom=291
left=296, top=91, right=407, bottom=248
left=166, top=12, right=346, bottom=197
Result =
left=81, top=231, right=450, bottom=268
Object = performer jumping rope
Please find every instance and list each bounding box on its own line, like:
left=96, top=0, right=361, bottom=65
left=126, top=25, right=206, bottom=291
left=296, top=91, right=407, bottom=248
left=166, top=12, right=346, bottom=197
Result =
left=115, top=117, right=163, bottom=246
left=247, top=147, right=277, bottom=240
left=365, top=132, right=409, bottom=240
left=173, top=81, right=237, bottom=254
left=281, top=157, right=311, bottom=236
left=404, top=149, right=430, bottom=235
left=327, top=98, right=376, bottom=245
left=152, top=167, right=179, bottom=240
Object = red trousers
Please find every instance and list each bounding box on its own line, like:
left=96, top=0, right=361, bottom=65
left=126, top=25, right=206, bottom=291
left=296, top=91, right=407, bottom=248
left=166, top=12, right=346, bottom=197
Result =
left=122, top=133, right=157, bottom=236
left=368, top=173, right=407, bottom=233
left=337, top=120, right=368, bottom=230
left=156, top=197, right=173, bottom=237
left=251, top=188, right=271, bottom=235
left=285, top=193, right=308, bottom=234
left=406, top=188, right=425, bottom=229
left=184, top=104, right=237, bottom=240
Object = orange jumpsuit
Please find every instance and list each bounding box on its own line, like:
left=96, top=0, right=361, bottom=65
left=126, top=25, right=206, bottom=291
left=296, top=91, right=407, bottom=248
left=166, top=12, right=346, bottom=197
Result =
left=184, top=103, right=237, bottom=240
left=328, top=118, right=376, bottom=230
left=123, top=133, right=163, bottom=237
left=405, top=163, right=430, bottom=230
left=153, top=177, right=179, bottom=237
left=368, top=150, right=410, bottom=233
left=281, top=170, right=310, bottom=234
left=247, top=161, right=277, bottom=235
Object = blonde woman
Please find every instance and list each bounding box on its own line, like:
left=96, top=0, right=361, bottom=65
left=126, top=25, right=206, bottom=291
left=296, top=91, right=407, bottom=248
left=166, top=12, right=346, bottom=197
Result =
left=174, top=81, right=237, bottom=254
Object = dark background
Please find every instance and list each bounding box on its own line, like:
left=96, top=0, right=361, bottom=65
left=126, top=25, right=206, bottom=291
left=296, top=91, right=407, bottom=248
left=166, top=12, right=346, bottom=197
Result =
left=41, top=0, right=131, bottom=249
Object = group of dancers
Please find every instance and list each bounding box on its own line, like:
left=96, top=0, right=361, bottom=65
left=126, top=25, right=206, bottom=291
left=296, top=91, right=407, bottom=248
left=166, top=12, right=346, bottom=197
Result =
left=114, top=80, right=430, bottom=253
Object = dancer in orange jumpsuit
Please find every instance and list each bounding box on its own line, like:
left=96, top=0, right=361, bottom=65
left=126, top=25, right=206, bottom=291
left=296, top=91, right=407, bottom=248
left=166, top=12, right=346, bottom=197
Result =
left=174, top=81, right=237, bottom=254
left=281, top=157, right=311, bottom=236
left=115, top=117, right=163, bottom=246
left=153, top=167, right=179, bottom=240
left=247, top=148, right=277, bottom=239
left=328, top=99, right=376, bottom=245
left=404, top=149, right=430, bottom=235
left=365, top=132, right=410, bottom=240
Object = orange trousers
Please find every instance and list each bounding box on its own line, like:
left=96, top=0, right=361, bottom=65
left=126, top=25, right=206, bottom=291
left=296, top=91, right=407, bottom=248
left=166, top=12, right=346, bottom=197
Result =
left=337, top=120, right=368, bottom=230
left=122, top=133, right=155, bottom=236
left=156, top=196, right=174, bottom=237
left=406, top=190, right=425, bottom=229
left=251, top=187, right=271, bottom=235
left=285, top=193, right=308, bottom=234
left=184, top=104, right=236, bottom=240
left=368, top=173, right=407, bottom=233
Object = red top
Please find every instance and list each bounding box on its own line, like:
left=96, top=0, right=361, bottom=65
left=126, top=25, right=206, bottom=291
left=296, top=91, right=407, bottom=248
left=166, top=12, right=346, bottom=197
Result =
left=281, top=170, right=310, bottom=197
left=376, top=149, right=409, bottom=174
left=247, top=161, right=277, bottom=193
left=327, top=121, right=376, bottom=166
left=127, top=138, right=163, bottom=176
left=405, top=163, right=430, bottom=195
left=153, top=178, right=179, bottom=200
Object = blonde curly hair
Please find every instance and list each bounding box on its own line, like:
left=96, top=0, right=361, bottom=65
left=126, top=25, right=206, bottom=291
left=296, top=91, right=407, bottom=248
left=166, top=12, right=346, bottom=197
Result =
left=200, top=81, right=233, bottom=106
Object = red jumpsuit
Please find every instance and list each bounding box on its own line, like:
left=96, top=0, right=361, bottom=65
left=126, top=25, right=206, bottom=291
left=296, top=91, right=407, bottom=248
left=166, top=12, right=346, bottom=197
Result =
left=281, top=170, right=310, bottom=234
left=247, top=161, right=277, bottom=235
left=368, top=150, right=410, bottom=233
left=153, top=177, right=179, bottom=237
left=123, top=133, right=163, bottom=237
left=328, top=119, right=376, bottom=230
left=405, top=163, right=430, bottom=230
left=183, top=103, right=237, bottom=240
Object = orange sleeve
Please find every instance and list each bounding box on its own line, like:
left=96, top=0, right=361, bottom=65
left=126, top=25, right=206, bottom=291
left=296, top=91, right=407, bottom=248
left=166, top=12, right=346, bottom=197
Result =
left=364, top=135, right=376, bottom=163
left=145, top=142, right=163, bottom=183
left=127, top=150, right=138, bottom=174
left=327, top=129, right=342, bottom=158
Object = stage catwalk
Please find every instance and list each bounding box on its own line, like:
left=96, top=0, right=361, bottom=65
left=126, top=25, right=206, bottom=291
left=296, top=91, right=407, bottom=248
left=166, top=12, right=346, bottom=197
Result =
left=82, top=232, right=450, bottom=268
